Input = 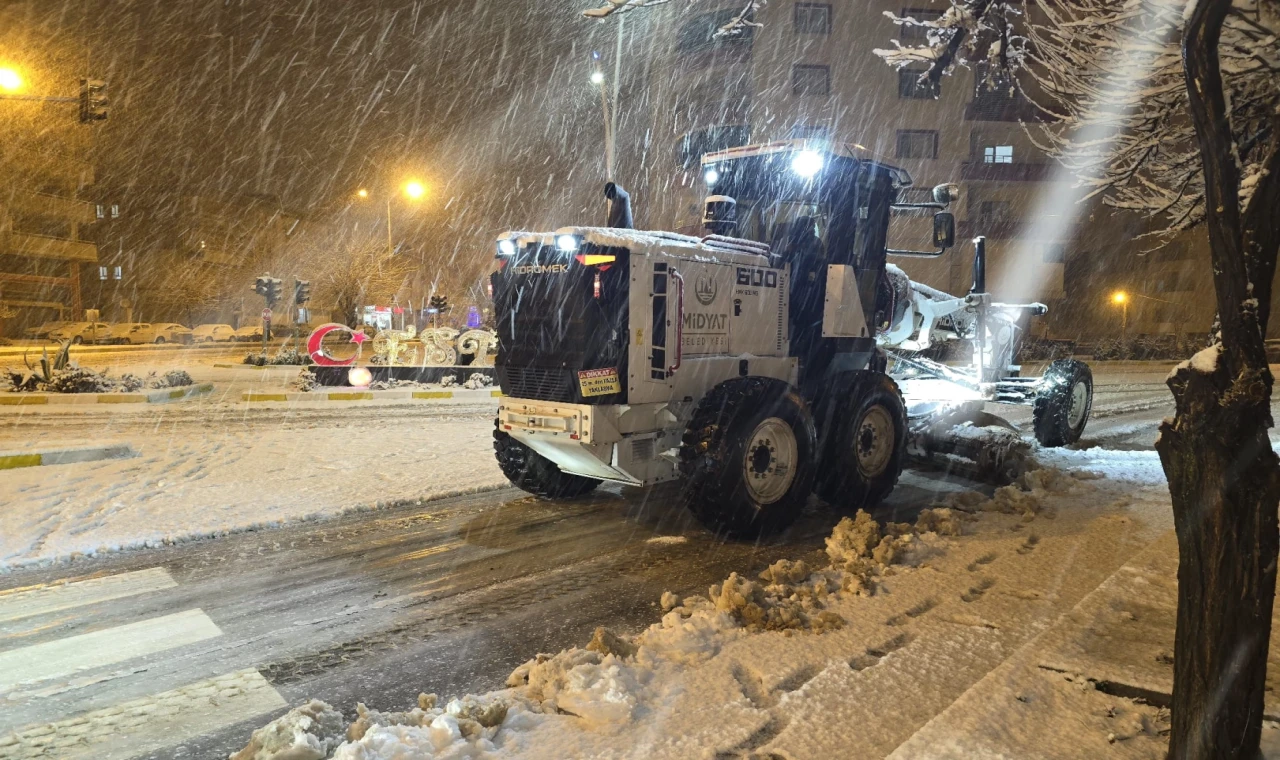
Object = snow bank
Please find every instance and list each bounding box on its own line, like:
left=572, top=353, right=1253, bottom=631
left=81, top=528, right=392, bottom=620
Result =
left=234, top=507, right=969, bottom=760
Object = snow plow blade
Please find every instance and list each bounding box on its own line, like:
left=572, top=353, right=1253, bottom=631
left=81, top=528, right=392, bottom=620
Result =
left=908, top=408, right=1031, bottom=485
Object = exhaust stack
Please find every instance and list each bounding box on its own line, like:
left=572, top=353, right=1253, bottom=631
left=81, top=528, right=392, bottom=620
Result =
left=604, top=183, right=633, bottom=229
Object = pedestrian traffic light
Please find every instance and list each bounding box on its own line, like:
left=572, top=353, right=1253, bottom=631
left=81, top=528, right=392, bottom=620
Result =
left=78, top=79, right=108, bottom=123
left=294, top=279, right=312, bottom=305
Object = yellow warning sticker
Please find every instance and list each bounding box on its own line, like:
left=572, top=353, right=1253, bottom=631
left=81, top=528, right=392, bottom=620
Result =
left=578, top=367, right=622, bottom=397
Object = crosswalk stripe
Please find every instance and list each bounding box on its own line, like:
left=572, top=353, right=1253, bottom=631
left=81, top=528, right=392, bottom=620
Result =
left=0, top=568, right=177, bottom=626
left=0, top=669, right=288, bottom=760
left=0, top=609, right=221, bottom=692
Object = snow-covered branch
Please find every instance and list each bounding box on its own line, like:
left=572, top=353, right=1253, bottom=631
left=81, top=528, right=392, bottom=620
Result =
left=581, top=0, right=766, bottom=38
left=875, top=0, right=1280, bottom=237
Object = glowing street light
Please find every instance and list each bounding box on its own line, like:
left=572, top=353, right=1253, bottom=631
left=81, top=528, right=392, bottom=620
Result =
left=0, top=67, right=23, bottom=93
left=590, top=71, right=605, bottom=85
left=357, top=182, right=426, bottom=257
left=1111, top=290, right=1129, bottom=343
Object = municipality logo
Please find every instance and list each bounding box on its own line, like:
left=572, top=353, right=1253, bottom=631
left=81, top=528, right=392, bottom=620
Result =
left=694, top=273, right=718, bottom=306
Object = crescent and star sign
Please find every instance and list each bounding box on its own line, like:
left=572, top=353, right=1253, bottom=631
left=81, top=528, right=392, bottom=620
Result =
left=307, top=323, right=370, bottom=366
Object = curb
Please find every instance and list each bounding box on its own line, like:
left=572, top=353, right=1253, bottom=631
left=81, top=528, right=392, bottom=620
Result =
left=0, top=443, right=136, bottom=470
left=212, top=364, right=306, bottom=370
left=0, top=383, right=214, bottom=406
left=242, top=388, right=503, bottom=403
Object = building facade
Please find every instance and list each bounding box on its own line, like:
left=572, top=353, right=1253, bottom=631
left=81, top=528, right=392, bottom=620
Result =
left=634, top=0, right=1215, bottom=340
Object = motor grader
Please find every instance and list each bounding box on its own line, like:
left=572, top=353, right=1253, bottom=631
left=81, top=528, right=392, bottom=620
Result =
left=488, top=140, right=1092, bottom=537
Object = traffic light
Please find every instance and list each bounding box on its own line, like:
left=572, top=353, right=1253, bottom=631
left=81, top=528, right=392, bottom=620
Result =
left=79, top=79, right=108, bottom=123
left=254, top=276, right=269, bottom=297
left=428, top=295, right=450, bottom=314
left=265, top=278, right=282, bottom=306
left=294, top=279, right=312, bottom=305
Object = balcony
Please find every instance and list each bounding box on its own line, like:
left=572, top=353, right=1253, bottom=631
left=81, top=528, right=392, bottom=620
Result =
left=965, top=96, right=1049, bottom=123
left=10, top=190, right=98, bottom=225
left=961, top=161, right=1055, bottom=182
left=1, top=231, right=98, bottom=262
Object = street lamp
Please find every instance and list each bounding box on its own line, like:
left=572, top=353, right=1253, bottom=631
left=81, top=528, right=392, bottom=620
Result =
left=0, top=67, right=22, bottom=93
left=356, top=182, right=425, bottom=258
left=1111, top=290, right=1129, bottom=342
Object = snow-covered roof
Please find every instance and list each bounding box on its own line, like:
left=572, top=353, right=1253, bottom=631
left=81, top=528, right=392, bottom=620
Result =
left=701, top=139, right=914, bottom=187
left=498, top=227, right=772, bottom=260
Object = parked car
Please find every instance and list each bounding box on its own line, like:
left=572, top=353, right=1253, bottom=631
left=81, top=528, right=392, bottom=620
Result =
left=234, top=324, right=264, bottom=342
left=48, top=322, right=112, bottom=344
left=151, top=323, right=193, bottom=344
left=98, top=322, right=144, bottom=344
left=104, top=323, right=192, bottom=345
left=24, top=321, right=69, bottom=339
left=192, top=323, right=237, bottom=343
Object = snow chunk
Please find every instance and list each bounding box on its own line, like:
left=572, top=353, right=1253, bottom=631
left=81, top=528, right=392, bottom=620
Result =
left=332, top=715, right=496, bottom=760
left=231, top=699, right=347, bottom=760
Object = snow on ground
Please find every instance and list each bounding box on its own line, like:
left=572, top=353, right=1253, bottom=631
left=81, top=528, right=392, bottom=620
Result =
left=234, top=452, right=1179, bottom=760
left=0, top=414, right=506, bottom=573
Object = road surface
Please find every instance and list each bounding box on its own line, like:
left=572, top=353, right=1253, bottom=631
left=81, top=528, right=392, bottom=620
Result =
left=0, top=365, right=1184, bottom=759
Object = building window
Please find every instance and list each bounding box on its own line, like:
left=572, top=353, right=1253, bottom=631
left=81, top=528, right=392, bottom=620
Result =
left=792, top=65, right=831, bottom=97
left=895, top=129, right=938, bottom=159
left=973, top=61, right=1015, bottom=98
left=794, top=3, right=832, bottom=34
left=1043, top=244, right=1066, bottom=264
left=976, top=200, right=1013, bottom=224
left=790, top=124, right=830, bottom=140
left=983, top=145, right=1014, bottom=164
left=897, top=8, right=935, bottom=41
left=898, top=68, right=939, bottom=99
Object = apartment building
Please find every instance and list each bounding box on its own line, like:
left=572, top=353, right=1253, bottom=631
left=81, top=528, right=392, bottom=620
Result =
left=0, top=138, right=99, bottom=335
left=636, top=0, right=1214, bottom=338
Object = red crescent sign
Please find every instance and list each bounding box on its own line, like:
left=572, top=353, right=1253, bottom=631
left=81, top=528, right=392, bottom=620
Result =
left=307, top=323, right=367, bottom=366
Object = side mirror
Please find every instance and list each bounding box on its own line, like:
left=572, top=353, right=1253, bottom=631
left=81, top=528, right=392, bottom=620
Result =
left=933, top=212, right=956, bottom=249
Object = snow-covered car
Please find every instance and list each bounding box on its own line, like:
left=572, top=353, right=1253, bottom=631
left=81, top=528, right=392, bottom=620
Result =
left=233, top=325, right=264, bottom=342
left=151, top=323, right=193, bottom=344
left=192, top=323, right=236, bottom=343
left=48, top=322, right=112, bottom=344
left=105, top=323, right=192, bottom=345
left=25, top=321, right=69, bottom=339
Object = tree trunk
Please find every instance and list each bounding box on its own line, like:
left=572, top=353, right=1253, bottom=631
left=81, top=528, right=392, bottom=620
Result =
left=1158, top=360, right=1279, bottom=758
left=1159, top=0, right=1280, bottom=756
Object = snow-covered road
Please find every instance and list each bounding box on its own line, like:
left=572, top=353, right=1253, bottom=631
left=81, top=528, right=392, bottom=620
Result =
left=0, top=362, right=1226, bottom=758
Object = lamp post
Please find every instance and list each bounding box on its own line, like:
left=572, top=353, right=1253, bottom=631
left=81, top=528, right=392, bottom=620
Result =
left=356, top=182, right=425, bottom=258
left=1111, top=290, right=1129, bottom=343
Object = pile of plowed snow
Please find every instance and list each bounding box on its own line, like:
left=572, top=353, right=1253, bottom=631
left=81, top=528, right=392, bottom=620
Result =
left=232, top=504, right=972, bottom=760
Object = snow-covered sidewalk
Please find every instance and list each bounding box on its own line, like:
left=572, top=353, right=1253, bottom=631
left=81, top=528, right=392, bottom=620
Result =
left=0, top=414, right=506, bottom=573
left=234, top=454, right=1191, bottom=760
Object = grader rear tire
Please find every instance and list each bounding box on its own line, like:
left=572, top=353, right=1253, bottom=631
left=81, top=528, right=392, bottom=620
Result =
left=679, top=377, right=818, bottom=539
left=814, top=372, right=907, bottom=510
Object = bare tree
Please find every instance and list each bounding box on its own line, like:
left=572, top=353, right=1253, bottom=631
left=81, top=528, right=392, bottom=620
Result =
left=315, top=241, right=415, bottom=326
left=878, top=1, right=1280, bottom=755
